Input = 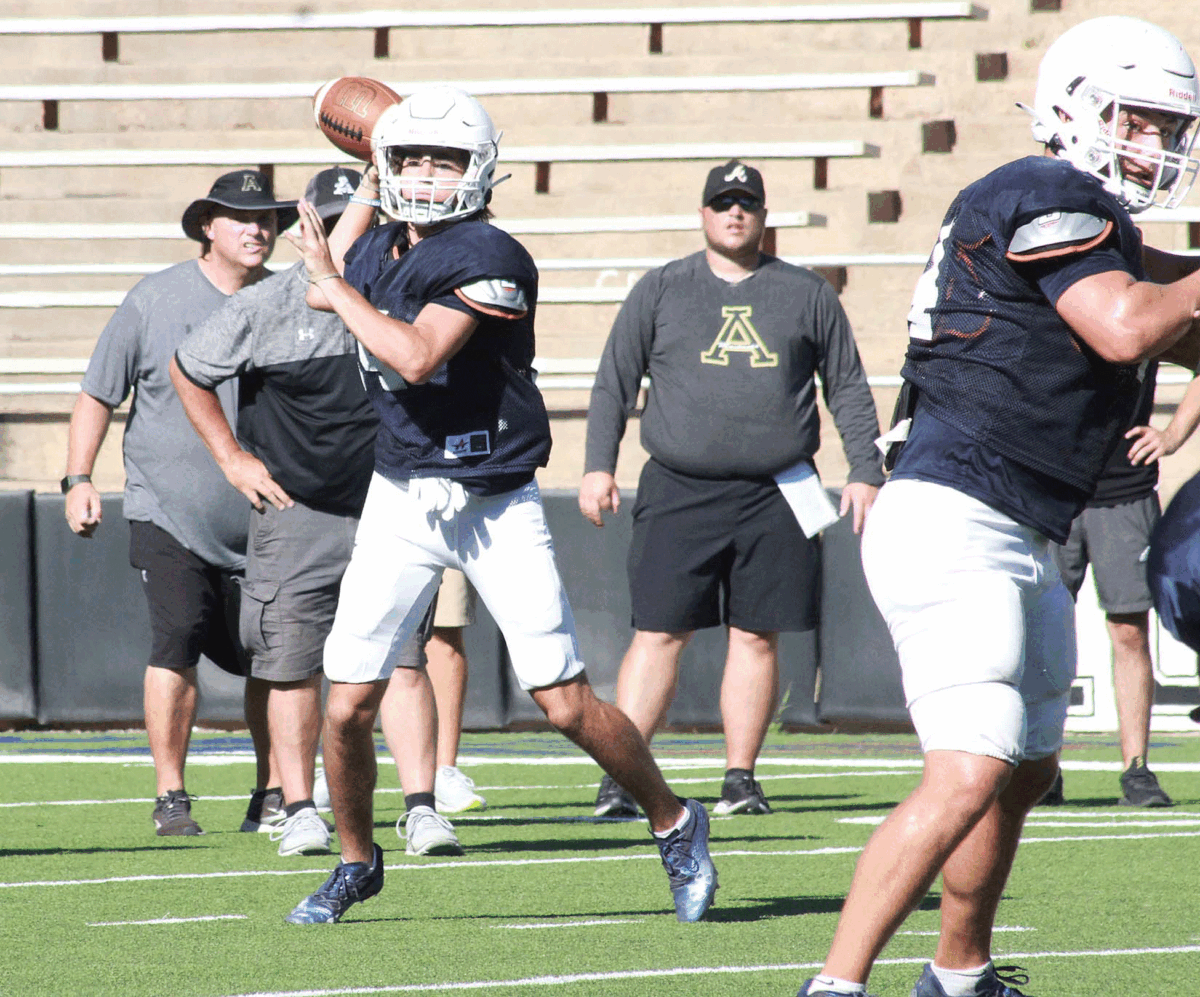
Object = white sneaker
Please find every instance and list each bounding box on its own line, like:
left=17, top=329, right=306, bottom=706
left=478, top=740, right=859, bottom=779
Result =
left=434, top=765, right=486, bottom=814
left=312, top=769, right=331, bottom=811
left=270, top=805, right=332, bottom=857
left=400, top=805, right=464, bottom=856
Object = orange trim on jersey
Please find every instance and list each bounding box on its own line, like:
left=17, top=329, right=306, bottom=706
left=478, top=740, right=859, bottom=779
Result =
left=1005, top=220, right=1114, bottom=262
left=454, top=287, right=526, bottom=319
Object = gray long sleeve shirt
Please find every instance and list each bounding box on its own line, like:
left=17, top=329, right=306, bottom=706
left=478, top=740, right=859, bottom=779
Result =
left=584, top=252, right=885, bottom=484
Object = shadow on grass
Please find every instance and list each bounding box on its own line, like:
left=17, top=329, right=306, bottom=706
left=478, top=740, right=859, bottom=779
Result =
left=756, top=799, right=902, bottom=816
left=0, top=843, right=215, bottom=857
left=700, top=892, right=944, bottom=923
left=330, top=893, right=948, bottom=927
left=1033, top=797, right=1127, bottom=810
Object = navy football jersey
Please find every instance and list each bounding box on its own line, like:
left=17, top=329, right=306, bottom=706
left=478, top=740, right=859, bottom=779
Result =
left=1148, top=469, right=1200, bottom=653
left=896, top=156, right=1149, bottom=533
left=343, top=218, right=551, bottom=490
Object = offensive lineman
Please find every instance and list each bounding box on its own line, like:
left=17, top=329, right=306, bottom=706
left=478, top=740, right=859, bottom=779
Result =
left=281, top=85, right=717, bottom=925
left=799, top=17, right=1200, bottom=997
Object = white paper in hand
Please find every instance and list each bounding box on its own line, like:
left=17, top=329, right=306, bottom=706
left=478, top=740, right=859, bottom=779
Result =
left=773, top=459, right=840, bottom=538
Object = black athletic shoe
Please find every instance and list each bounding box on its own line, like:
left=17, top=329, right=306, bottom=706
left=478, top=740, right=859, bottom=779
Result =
left=1036, top=769, right=1064, bottom=806
left=713, top=770, right=772, bottom=815
left=593, top=774, right=639, bottom=818
left=239, top=787, right=285, bottom=833
left=153, top=789, right=203, bottom=836
left=1119, top=757, right=1172, bottom=807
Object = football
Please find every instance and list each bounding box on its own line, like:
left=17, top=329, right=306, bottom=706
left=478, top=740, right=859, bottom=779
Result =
left=313, top=77, right=402, bottom=162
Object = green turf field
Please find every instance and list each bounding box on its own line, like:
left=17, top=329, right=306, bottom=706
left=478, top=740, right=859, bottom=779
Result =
left=1, top=728, right=1198, bottom=996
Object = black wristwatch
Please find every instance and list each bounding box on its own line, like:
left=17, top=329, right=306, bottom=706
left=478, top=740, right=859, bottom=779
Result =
left=60, top=474, right=91, bottom=494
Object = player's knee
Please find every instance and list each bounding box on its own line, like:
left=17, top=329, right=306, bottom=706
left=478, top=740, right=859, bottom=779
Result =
left=1008, top=755, right=1060, bottom=809
left=323, top=684, right=381, bottom=734
left=533, top=678, right=591, bottom=737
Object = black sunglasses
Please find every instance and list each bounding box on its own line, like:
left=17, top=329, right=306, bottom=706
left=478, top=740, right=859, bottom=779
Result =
left=707, top=192, right=762, bottom=212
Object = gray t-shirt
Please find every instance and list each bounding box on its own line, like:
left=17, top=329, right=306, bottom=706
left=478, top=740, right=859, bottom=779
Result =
left=585, top=252, right=884, bottom=483
left=81, top=259, right=248, bottom=569
left=174, top=263, right=378, bottom=517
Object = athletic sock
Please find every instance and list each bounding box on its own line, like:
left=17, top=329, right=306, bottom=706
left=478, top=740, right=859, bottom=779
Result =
left=651, top=805, right=690, bottom=838
left=725, top=767, right=754, bottom=779
left=930, top=962, right=991, bottom=996
left=405, top=792, right=436, bottom=812
left=284, top=799, right=315, bottom=818
left=811, top=974, right=867, bottom=995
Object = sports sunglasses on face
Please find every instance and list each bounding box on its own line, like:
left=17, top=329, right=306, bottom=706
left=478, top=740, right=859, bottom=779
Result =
left=707, top=193, right=763, bottom=212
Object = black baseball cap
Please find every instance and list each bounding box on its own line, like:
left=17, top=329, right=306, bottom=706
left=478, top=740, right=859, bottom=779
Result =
left=181, top=170, right=299, bottom=242
left=304, top=166, right=363, bottom=222
left=701, top=159, right=766, bottom=206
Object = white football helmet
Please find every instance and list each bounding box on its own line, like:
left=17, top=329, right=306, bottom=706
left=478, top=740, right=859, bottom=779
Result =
left=371, top=85, right=499, bottom=225
left=1022, top=16, right=1200, bottom=212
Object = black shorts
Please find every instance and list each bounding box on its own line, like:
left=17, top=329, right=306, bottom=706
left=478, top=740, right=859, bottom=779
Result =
left=627, top=459, right=820, bottom=633
left=129, top=520, right=248, bottom=675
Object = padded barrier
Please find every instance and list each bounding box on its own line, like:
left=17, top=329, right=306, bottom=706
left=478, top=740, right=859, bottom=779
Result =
left=18, top=488, right=901, bottom=727
left=816, top=502, right=908, bottom=724
left=33, top=494, right=245, bottom=723
left=0, top=491, right=36, bottom=720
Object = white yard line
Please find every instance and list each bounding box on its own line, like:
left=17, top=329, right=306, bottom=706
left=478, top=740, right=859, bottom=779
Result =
left=88, top=914, right=248, bottom=926
left=4, top=751, right=1200, bottom=773
left=492, top=919, right=644, bottom=930
left=900, top=925, right=1034, bottom=936
left=5, top=831, right=1200, bottom=891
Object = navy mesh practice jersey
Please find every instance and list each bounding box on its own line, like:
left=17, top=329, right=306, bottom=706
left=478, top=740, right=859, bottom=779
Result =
left=343, top=218, right=552, bottom=490
left=900, top=155, right=1147, bottom=498
left=1149, top=470, right=1200, bottom=654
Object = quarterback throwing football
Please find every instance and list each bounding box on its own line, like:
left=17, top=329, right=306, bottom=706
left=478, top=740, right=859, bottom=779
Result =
left=799, top=17, right=1200, bottom=997
left=282, top=85, right=716, bottom=926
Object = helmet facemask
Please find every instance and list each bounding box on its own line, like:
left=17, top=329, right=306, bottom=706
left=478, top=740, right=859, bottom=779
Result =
left=1021, top=16, right=1200, bottom=213
left=1055, top=88, right=1199, bottom=211
left=376, top=141, right=498, bottom=225
left=371, top=86, right=500, bottom=226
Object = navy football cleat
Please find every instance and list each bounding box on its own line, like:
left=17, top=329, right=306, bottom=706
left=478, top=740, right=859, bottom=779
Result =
left=285, top=843, right=384, bottom=924
left=910, top=962, right=1032, bottom=997
left=654, top=798, right=718, bottom=922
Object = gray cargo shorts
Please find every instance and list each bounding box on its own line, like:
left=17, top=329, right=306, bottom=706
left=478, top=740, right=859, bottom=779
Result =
left=240, top=499, right=359, bottom=682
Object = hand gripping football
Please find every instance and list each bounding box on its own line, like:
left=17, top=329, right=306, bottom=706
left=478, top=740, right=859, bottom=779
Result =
left=313, top=77, right=402, bottom=162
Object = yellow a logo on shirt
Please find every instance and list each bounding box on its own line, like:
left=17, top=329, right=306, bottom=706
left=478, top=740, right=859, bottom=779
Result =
left=700, top=306, right=779, bottom=367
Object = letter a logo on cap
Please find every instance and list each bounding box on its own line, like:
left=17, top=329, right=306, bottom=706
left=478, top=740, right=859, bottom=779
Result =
left=242, top=173, right=263, bottom=192
left=724, top=164, right=748, bottom=183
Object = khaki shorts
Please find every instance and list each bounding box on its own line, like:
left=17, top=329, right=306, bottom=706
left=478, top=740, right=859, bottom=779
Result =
left=433, top=567, right=478, bottom=628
